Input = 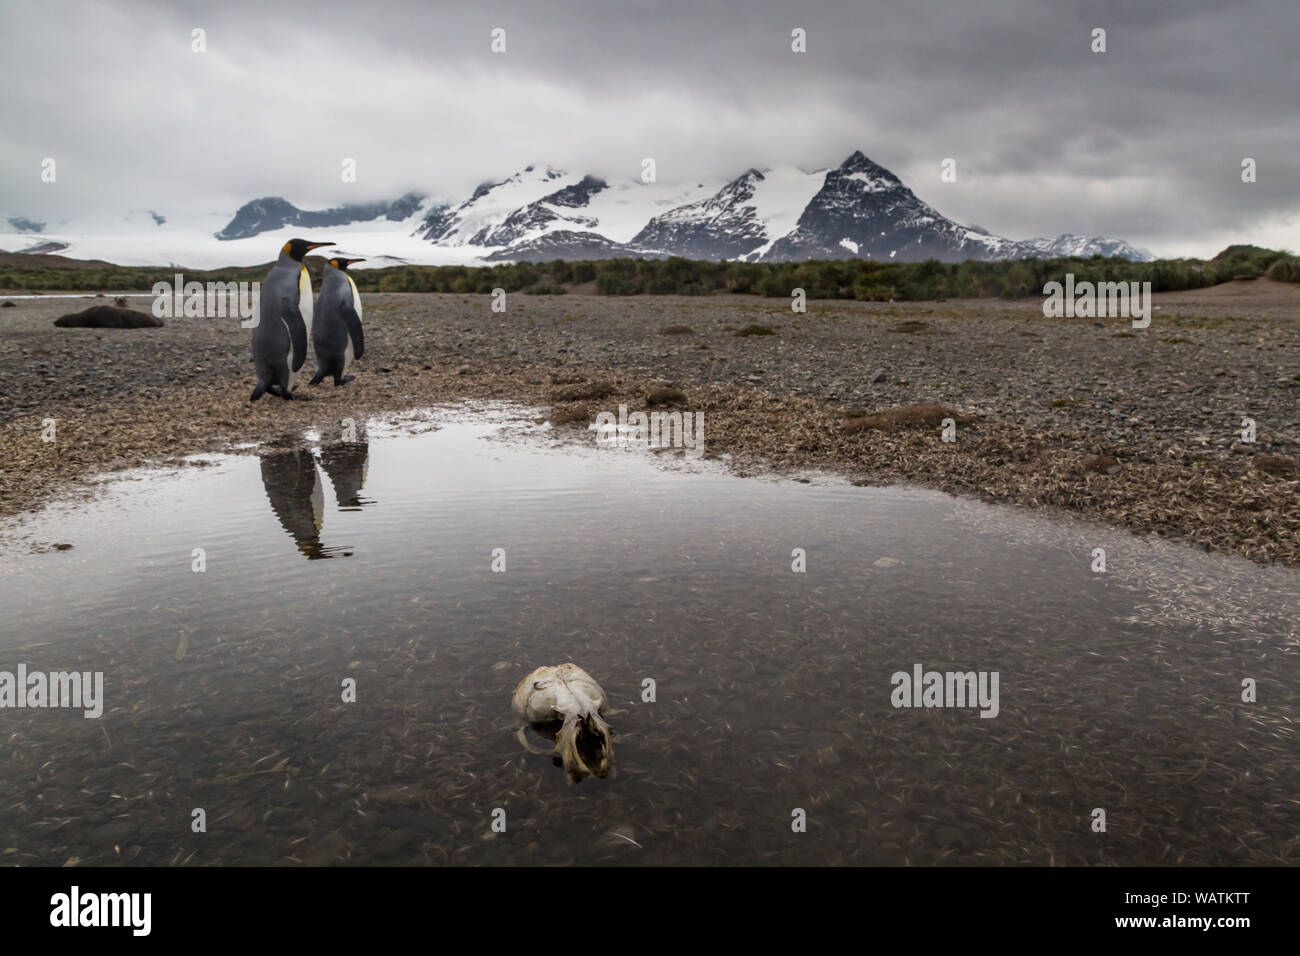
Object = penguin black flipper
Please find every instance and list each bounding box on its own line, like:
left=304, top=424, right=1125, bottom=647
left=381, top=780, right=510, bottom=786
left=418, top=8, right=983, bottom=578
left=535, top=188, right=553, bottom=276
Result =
left=285, top=301, right=309, bottom=372
left=340, top=303, right=364, bottom=361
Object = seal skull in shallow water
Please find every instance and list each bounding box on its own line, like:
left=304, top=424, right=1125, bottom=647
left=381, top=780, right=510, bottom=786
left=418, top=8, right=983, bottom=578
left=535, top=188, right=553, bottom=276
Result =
left=512, top=663, right=613, bottom=781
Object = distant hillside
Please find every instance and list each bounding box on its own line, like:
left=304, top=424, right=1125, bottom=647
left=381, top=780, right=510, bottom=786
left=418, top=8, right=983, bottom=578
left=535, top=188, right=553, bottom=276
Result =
left=1023, top=234, right=1155, bottom=262
left=215, top=193, right=427, bottom=241
left=4, top=246, right=1296, bottom=300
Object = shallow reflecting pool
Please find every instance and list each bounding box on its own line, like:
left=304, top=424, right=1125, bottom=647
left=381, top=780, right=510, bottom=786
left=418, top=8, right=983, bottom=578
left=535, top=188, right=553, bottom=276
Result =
left=0, top=403, right=1296, bottom=865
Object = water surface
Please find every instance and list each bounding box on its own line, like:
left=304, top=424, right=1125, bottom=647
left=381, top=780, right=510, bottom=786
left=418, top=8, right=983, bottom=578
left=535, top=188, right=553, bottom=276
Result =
left=1, top=404, right=1296, bottom=865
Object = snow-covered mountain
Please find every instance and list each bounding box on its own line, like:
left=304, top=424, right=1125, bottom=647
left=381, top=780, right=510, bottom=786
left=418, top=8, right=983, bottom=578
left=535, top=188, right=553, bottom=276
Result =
left=629, top=166, right=828, bottom=261
left=763, top=151, right=1035, bottom=263
left=1022, top=234, right=1156, bottom=262
left=7, top=217, right=46, bottom=234
left=0, top=151, right=1156, bottom=268
left=461, top=165, right=723, bottom=261
left=216, top=193, right=426, bottom=240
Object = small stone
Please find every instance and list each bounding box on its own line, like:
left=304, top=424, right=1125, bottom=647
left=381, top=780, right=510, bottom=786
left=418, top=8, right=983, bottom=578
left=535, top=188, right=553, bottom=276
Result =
left=89, top=820, right=135, bottom=847
left=873, top=557, right=902, bottom=569
left=935, top=826, right=964, bottom=847
left=378, top=809, right=437, bottom=834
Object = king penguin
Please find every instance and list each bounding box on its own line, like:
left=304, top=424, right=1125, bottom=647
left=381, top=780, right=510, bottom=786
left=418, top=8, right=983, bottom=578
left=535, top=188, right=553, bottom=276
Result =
left=310, top=257, right=365, bottom=387
left=250, top=238, right=333, bottom=401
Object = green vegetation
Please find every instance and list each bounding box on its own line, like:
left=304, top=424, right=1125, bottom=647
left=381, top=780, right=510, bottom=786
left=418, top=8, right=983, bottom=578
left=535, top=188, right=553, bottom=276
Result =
left=2, top=246, right=1296, bottom=300
left=1266, top=255, right=1300, bottom=283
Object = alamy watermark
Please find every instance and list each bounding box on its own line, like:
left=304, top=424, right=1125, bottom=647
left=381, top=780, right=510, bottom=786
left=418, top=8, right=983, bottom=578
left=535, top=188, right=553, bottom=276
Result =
left=890, top=663, right=999, bottom=718
left=0, top=664, right=103, bottom=718
left=593, top=404, right=705, bottom=456
left=151, top=273, right=260, bottom=326
left=50, top=886, right=150, bottom=936
left=1042, top=274, right=1151, bottom=328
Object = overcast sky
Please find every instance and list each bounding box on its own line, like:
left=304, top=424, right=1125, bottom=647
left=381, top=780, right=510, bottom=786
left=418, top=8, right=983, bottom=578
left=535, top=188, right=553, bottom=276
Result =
left=2, top=0, right=1296, bottom=256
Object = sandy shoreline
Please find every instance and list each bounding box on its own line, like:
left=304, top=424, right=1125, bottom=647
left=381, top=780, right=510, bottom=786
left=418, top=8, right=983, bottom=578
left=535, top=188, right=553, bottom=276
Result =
left=1, top=287, right=1298, bottom=566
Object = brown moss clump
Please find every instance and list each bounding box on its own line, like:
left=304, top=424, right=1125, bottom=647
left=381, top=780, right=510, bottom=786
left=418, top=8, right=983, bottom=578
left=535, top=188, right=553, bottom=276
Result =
left=550, top=404, right=591, bottom=425
left=646, top=387, right=686, bottom=406
left=733, top=324, right=776, bottom=337
left=889, top=320, right=933, bottom=335
left=1080, top=454, right=1122, bottom=475
left=659, top=324, right=694, bottom=335
left=1254, top=454, right=1300, bottom=479
left=552, top=381, right=614, bottom=401
left=842, top=403, right=969, bottom=434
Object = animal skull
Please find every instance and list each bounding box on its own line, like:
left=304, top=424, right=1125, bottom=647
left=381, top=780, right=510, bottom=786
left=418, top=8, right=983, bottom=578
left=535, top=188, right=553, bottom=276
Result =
left=512, top=663, right=613, bottom=781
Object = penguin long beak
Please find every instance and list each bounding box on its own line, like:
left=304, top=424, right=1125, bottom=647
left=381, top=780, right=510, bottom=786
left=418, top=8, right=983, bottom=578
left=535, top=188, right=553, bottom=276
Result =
left=342, top=258, right=366, bottom=266
left=306, top=242, right=335, bottom=251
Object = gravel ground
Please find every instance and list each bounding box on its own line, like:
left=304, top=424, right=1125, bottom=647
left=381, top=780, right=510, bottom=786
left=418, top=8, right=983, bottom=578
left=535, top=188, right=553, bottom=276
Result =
left=1, top=282, right=1298, bottom=564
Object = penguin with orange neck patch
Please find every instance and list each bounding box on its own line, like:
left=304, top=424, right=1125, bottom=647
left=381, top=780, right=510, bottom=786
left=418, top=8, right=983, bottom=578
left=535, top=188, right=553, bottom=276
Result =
left=250, top=238, right=333, bottom=401
left=309, top=257, right=365, bottom=387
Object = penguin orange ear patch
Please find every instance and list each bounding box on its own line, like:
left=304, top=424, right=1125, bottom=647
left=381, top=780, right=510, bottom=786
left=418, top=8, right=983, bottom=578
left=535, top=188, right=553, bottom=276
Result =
left=282, top=242, right=291, bottom=255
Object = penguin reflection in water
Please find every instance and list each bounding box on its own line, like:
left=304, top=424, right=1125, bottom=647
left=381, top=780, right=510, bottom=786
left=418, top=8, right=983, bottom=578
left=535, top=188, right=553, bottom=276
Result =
left=251, top=238, right=333, bottom=401
left=259, top=441, right=370, bottom=559
left=310, top=258, right=365, bottom=387
left=318, top=439, right=370, bottom=509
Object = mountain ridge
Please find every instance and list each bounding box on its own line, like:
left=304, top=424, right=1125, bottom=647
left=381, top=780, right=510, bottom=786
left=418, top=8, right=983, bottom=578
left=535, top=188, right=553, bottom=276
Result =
left=4, top=152, right=1157, bottom=267
left=215, top=192, right=427, bottom=241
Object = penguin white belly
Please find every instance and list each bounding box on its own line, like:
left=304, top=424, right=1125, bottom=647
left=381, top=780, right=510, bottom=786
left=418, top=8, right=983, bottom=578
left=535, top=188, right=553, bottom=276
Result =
left=343, top=275, right=362, bottom=372
left=282, top=317, right=296, bottom=390
left=299, top=267, right=314, bottom=336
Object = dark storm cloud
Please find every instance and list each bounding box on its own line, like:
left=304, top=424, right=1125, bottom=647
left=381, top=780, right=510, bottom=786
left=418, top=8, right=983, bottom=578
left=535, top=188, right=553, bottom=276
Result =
left=1, top=0, right=1295, bottom=254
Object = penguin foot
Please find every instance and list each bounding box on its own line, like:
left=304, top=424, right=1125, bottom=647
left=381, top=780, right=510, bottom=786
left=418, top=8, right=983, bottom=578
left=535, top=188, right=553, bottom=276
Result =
left=335, top=375, right=355, bottom=386
left=308, top=372, right=326, bottom=386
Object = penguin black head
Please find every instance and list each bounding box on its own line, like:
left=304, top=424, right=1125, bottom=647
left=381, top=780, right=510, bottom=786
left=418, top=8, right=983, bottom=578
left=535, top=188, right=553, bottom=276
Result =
left=328, top=258, right=366, bottom=271
left=282, top=238, right=334, bottom=262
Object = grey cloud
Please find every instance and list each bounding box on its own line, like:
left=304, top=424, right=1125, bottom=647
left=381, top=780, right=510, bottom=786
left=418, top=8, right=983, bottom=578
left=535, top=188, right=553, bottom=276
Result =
left=1, top=0, right=1295, bottom=256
